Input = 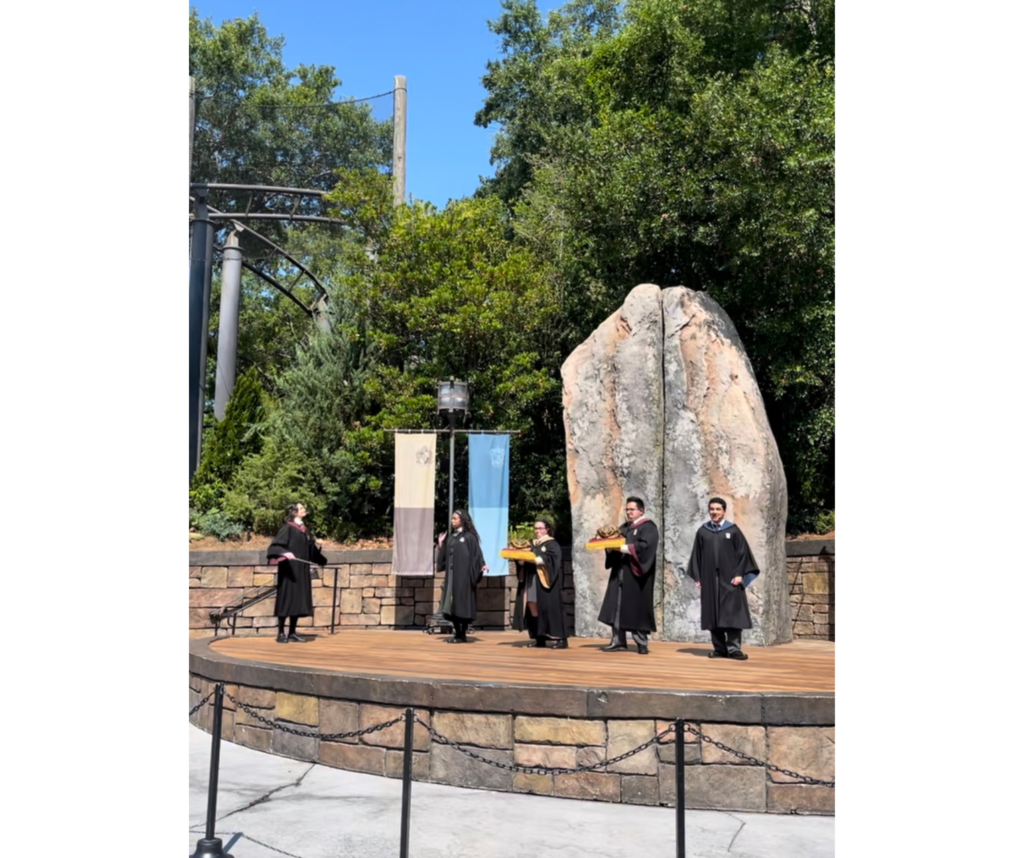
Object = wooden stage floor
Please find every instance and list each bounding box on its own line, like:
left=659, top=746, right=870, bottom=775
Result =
left=209, top=630, right=834, bottom=695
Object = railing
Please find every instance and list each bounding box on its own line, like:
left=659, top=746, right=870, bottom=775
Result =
left=190, top=685, right=833, bottom=858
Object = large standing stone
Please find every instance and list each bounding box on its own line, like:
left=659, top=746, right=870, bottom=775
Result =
left=660, top=287, right=790, bottom=644
left=561, top=283, right=790, bottom=644
left=561, top=284, right=664, bottom=638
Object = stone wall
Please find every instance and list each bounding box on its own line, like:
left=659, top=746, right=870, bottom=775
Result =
left=189, top=542, right=831, bottom=641
left=189, top=548, right=577, bottom=639
left=786, top=541, right=835, bottom=641
left=188, top=674, right=834, bottom=814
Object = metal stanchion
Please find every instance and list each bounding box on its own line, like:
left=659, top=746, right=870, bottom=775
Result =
left=192, top=683, right=228, bottom=858
left=330, top=566, right=339, bottom=635
left=675, top=719, right=685, bottom=858
left=399, top=707, right=415, bottom=858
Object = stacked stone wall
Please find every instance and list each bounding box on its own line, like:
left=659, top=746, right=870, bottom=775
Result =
left=189, top=675, right=834, bottom=814
left=189, top=544, right=829, bottom=640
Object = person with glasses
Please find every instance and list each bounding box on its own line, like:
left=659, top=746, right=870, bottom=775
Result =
left=687, top=497, right=760, bottom=660
left=511, top=518, right=569, bottom=649
left=597, top=497, right=659, bottom=654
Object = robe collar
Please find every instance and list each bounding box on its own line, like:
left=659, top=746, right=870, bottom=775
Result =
left=703, top=519, right=734, bottom=532
left=288, top=521, right=308, bottom=533
left=623, top=515, right=650, bottom=530
left=532, top=534, right=554, bottom=547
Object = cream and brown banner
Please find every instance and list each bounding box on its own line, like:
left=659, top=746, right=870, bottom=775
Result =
left=393, top=433, right=437, bottom=575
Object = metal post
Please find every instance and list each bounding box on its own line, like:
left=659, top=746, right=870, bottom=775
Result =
left=330, top=566, right=339, bottom=635
left=447, top=417, right=456, bottom=529
left=191, top=684, right=227, bottom=858
left=189, top=76, right=196, bottom=184
left=392, top=76, right=407, bottom=207
left=399, top=707, right=415, bottom=858
left=189, top=185, right=213, bottom=479
left=214, top=231, right=242, bottom=420
left=675, top=719, right=685, bottom=858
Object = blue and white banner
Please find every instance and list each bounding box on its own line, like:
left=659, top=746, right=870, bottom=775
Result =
left=468, top=434, right=510, bottom=577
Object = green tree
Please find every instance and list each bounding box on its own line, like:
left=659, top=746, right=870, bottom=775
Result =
left=477, top=0, right=835, bottom=530
left=222, top=291, right=377, bottom=539
left=190, top=9, right=394, bottom=403
left=320, top=172, right=568, bottom=533
left=190, top=366, right=267, bottom=513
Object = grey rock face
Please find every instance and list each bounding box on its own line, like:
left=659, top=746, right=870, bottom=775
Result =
left=660, top=287, right=789, bottom=644
left=562, top=284, right=791, bottom=644
left=561, top=284, right=664, bottom=639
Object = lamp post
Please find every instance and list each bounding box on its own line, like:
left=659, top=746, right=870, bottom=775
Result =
left=436, top=379, right=469, bottom=529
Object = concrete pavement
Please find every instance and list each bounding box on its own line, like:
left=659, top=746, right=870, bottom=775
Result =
left=189, top=724, right=834, bottom=858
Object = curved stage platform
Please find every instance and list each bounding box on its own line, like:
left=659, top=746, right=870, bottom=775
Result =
left=189, top=630, right=835, bottom=814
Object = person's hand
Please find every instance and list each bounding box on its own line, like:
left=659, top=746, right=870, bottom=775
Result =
left=534, top=555, right=544, bottom=564
left=731, top=576, right=743, bottom=586
left=482, top=565, right=490, bottom=574
left=618, top=545, right=631, bottom=554
left=438, top=532, right=447, bottom=546
left=283, top=551, right=296, bottom=560
left=695, top=581, right=701, bottom=588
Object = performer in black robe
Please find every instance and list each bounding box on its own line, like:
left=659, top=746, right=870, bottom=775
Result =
left=686, top=497, right=760, bottom=660
left=512, top=518, right=568, bottom=649
left=267, top=502, right=327, bottom=644
left=437, top=509, right=489, bottom=643
left=598, top=496, right=659, bottom=654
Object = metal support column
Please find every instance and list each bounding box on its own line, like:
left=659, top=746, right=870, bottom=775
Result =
left=189, top=184, right=213, bottom=478
left=214, top=231, right=242, bottom=421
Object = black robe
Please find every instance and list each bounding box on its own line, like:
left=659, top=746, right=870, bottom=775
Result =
left=437, top=529, right=486, bottom=622
left=512, top=538, right=568, bottom=639
left=598, top=518, right=659, bottom=632
left=267, top=522, right=327, bottom=618
left=686, top=523, right=759, bottom=630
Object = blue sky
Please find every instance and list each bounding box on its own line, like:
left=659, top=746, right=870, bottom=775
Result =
left=191, top=1, right=559, bottom=208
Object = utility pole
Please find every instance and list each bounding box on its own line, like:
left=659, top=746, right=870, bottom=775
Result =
left=189, top=76, right=195, bottom=184
left=392, top=75, right=407, bottom=207
left=214, top=231, right=242, bottom=420
left=189, top=185, right=214, bottom=479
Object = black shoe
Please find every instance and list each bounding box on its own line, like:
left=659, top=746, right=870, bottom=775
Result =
left=637, top=644, right=649, bottom=654
left=287, top=633, right=307, bottom=643
left=601, top=643, right=627, bottom=652
left=551, top=639, right=568, bottom=649
left=276, top=633, right=289, bottom=644
left=728, top=651, right=749, bottom=660
left=708, top=650, right=726, bottom=658
left=528, top=638, right=547, bottom=648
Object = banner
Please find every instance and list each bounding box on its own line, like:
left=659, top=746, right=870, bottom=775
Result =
left=393, top=434, right=437, bottom=576
left=468, top=434, right=509, bottom=577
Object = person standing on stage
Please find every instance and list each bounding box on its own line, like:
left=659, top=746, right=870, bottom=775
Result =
left=437, top=509, right=489, bottom=643
left=598, top=497, right=659, bottom=654
left=687, top=497, right=760, bottom=660
left=512, top=518, right=569, bottom=649
left=267, top=502, right=327, bottom=644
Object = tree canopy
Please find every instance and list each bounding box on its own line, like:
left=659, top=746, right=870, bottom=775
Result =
left=189, top=3, right=835, bottom=539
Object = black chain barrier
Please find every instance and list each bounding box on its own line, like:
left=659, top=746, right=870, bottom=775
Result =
left=416, top=716, right=834, bottom=787
left=191, top=694, right=833, bottom=787
left=416, top=715, right=673, bottom=775
left=681, top=723, right=834, bottom=787
left=224, top=692, right=406, bottom=742
left=190, top=689, right=216, bottom=717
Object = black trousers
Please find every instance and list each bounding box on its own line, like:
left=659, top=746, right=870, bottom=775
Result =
left=710, top=627, right=743, bottom=655
left=612, top=569, right=649, bottom=646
